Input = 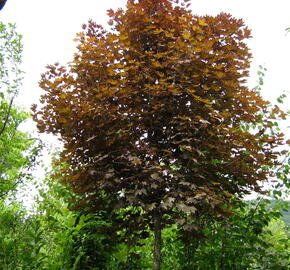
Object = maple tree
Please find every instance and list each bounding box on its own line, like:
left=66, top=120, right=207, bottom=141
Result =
left=32, top=0, right=287, bottom=268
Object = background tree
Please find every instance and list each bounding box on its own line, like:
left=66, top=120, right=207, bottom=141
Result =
left=0, top=22, right=40, bottom=199
left=32, top=0, right=287, bottom=268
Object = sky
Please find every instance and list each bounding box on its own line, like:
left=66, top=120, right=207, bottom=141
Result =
left=1, top=0, right=290, bottom=109
left=1, top=0, right=290, bottom=202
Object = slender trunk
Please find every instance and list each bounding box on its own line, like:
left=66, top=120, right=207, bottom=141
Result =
left=153, top=212, right=162, bottom=270
left=220, top=226, right=227, bottom=270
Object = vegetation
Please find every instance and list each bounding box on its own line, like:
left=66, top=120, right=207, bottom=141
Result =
left=0, top=20, right=41, bottom=269
left=0, top=0, right=289, bottom=269
left=1, top=185, right=289, bottom=269
left=0, top=22, right=40, bottom=200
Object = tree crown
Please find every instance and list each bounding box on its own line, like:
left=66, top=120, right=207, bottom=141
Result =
left=33, top=0, right=286, bottom=233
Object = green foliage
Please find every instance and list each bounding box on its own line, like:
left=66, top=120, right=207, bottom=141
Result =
left=33, top=170, right=117, bottom=269
left=110, top=199, right=289, bottom=270
left=0, top=201, right=46, bottom=269
left=0, top=22, right=23, bottom=94
left=192, top=199, right=289, bottom=269
left=0, top=22, right=40, bottom=199
left=0, top=104, right=37, bottom=198
left=256, top=199, right=290, bottom=227
left=254, top=219, right=289, bottom=269
left=0, top=173, right=288, bottom=269
left=280, top=202, right=290, bottom=226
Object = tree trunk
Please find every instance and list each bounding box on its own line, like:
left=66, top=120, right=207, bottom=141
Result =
left=153, top=212, right=162, bottom=270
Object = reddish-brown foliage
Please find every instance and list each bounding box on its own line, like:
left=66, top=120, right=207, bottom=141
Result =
left=33, top=0, right=285, bottom=235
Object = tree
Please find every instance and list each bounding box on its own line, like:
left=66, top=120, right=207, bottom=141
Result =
left=0, top=22, right=39, bottom=199
left=32, top=0, right=287, bottom=268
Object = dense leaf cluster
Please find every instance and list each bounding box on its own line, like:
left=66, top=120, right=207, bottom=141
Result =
left=33, top=0, right=286, bottom=236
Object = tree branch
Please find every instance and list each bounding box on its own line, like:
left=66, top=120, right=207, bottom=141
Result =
left=0, top=94, right=15, bottom=137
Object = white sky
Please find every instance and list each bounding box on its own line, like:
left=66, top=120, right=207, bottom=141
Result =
left=1, top=0, right=290, bottom=203
left=1, top=0, right=290, bottom=109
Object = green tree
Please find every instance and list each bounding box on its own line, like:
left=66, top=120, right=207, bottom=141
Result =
left=32, top=0, right=287, bottom=268
left=0, top=22, right=40, bottom=199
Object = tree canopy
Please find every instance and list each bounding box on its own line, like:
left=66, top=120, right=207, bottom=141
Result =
left=32, top=0, right=287, bottom=267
